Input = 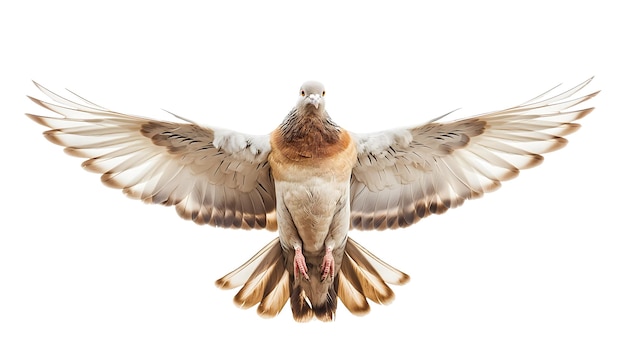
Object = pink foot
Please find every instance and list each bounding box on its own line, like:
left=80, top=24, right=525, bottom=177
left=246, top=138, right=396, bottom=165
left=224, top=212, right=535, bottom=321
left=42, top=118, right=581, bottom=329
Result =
left=294, top=247, right=309, bottom=280
left=320, top=247, right=335, bottom=281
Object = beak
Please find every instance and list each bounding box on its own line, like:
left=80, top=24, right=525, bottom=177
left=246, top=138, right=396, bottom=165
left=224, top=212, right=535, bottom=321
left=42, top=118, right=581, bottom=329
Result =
left=306, top=93, right=321, bottom=109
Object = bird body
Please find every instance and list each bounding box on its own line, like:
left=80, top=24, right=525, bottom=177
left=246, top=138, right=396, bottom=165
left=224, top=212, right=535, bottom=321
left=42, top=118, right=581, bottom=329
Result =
left=267, top=83, right=359, bottom=320
left=26, top=79, right=598, bottom=322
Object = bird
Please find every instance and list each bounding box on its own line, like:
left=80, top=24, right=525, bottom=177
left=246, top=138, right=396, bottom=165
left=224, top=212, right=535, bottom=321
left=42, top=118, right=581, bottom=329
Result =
left=26, top=78, right=598, bottom=322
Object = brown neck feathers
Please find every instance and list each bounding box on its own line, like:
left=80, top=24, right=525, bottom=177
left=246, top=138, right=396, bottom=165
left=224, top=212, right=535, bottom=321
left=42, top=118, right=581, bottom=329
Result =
left=275, top=109, right=343, bottom=159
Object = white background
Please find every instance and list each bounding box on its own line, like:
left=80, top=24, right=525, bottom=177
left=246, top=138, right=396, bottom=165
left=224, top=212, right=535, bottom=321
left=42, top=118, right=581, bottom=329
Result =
left=1, top=1, right=624, bottom=350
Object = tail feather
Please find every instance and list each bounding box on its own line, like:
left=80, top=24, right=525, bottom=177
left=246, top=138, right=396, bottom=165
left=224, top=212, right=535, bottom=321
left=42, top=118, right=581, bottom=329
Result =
left=257, top=269, right=290, bottom=318
left=337, top=238, right=410, bottom=312
left=216, top=237, right=410, bottom=321
left=311, top=278, right=338, bottom=322
left=215, top=237, right=281, bottom=289
left=290, top=285, right=314, bottom=322
left=215, top=238, right=290, bottom=315
left=341, top=248, right=394, bottom=305
left=345, top=238, right=410, bottom=286
left=337, top=255, right=370, bottom=315
left=233, top=248, right=285, bottom=309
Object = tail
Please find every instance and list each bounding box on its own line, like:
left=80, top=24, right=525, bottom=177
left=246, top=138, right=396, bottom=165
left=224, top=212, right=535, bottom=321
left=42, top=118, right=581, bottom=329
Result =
left=215, top=238, right=290, bottom=318
left=215, top=237, right=410, bottom=321
left=338, top=238, right=410, bottom=315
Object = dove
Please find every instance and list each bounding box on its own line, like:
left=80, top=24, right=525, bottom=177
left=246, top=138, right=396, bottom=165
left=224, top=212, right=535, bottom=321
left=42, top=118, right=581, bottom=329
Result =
left=26, top=79, right=598, bottom=322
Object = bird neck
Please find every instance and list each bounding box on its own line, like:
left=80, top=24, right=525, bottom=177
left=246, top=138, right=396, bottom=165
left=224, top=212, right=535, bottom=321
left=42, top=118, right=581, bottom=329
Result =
left=276, top=108, right=342, bottom=159
left=280, top=108, right=340, bottom=143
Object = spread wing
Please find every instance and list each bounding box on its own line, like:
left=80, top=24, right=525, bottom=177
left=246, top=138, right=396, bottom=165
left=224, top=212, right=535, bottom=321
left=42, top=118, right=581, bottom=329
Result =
left=350, top=78, right=598, bottom=230
left=27, top=82, right=277, bottom=230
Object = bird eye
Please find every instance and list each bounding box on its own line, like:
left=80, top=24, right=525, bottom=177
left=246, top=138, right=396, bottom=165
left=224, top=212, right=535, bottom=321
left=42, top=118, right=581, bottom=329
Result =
left=301, top=90, right=305, bottom=96
left=322, top=90, right=326, bottom=97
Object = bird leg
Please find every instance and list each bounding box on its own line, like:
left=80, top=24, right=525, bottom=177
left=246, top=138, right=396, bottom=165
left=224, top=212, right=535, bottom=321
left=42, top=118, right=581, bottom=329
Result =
left=294, top=247, right=309, bottom=280
left=320, top=247, right=335, bottom=281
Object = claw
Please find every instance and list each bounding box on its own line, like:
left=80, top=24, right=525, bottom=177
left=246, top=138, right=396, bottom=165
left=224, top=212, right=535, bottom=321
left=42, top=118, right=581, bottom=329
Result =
left=294, top=247, right=309, bottom=280
left=320, top=247, right=335, bottom=281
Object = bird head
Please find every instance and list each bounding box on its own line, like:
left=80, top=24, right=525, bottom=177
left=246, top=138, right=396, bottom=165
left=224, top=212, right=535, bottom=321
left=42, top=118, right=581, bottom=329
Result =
left=297, top=81, right=326, bottom=110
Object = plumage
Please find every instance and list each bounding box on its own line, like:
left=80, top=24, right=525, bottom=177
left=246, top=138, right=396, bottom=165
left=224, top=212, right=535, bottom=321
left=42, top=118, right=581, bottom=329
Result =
left=26, top=78, right=598, bottom=321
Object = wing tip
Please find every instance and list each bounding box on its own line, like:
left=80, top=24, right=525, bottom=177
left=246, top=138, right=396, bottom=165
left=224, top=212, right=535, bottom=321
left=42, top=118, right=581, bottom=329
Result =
left=25, top=113, right=48, bottom=127
left=574, top=106, right=596, bottom=121
left=27, top=95, right=48, bottom=110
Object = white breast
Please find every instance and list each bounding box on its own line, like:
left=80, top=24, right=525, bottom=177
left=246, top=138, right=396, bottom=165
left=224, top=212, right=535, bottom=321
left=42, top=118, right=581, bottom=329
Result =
left=275, top=171, right=351, bottom=252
